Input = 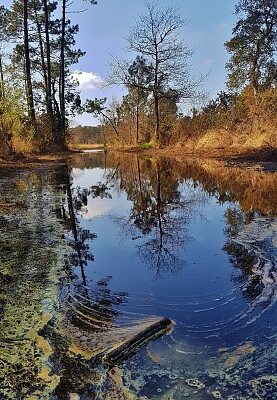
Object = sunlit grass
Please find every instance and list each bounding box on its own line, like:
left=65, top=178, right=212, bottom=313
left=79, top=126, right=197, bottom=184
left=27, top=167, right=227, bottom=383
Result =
left=68, top=143, right=105, bottom=150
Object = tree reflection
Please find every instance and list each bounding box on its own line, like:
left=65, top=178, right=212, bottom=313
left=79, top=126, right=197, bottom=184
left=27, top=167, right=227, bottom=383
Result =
left=223, top=206, right=261, bottom=302
left=224, top=207, right=257, bottom=238
left=64, top=154, right=196, bottom=277
left=105, top=156, right=199, bottom=276
left=223, top=241, right=263, bottom=301
left=55, top=166, right=128, bottom=320
left=132, top=159, right=190, bottom=276
left=0, top=165, right=130, bottom=399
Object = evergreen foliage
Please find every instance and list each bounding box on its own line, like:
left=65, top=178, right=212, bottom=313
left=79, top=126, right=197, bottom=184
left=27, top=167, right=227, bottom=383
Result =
left=0, top=0, right=97, bottom=156
left=225, top=0, right=277, bottom=94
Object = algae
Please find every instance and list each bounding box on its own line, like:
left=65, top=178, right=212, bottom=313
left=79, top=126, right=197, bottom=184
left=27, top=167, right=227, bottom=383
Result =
left=0, top=168, right=67, bottom=399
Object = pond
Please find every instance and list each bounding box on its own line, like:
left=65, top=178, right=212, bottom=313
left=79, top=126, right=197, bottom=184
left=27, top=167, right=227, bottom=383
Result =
left=0, top=151, right=276, bottom=400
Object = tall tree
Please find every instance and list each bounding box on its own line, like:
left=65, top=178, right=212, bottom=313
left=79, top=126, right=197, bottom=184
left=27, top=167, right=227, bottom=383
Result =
left=60, top=0, right=97, bottom=144
left=0, top=56, right=4, bottom=99
left=43, top=0, right=54, bottom=129
left=0, top=6, right=7, bottom=99
left=225, top=0, right=277, bottom=94
left=3, top=0, right=96, bottom=150
left=109, top=1, right=201, bottom=144
left=23, top=0, right=36, bottom=128
left=33, top=0, right=48, bottom=104
left=60, top=0, right=66, bottom=143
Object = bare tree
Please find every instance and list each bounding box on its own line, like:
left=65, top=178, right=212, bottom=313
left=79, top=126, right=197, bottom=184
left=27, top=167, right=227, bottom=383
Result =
left=108, top=1, right=203, bottom=145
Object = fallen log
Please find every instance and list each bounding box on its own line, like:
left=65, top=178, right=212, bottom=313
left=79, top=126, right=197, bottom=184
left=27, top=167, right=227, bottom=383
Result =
left=102, top=317, right=174, bottom=367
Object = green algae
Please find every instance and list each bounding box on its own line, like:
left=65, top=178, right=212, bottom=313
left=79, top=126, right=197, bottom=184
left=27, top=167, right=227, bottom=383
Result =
left=0, top=168, right=67, bottom=399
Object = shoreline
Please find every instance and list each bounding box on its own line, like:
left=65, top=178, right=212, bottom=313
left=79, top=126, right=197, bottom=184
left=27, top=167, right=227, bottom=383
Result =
left=106, top=145, right=277, bottom=163
left=0, top=145, right=276, bottom=168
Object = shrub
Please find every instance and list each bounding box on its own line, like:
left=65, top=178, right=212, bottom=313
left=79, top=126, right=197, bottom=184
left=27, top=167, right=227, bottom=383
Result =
left=140, top=141, right=152, bottom=149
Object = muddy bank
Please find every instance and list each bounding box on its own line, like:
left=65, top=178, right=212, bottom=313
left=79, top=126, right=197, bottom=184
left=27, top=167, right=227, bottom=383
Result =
left=113, top=145, right=277, bottom=163
left=0, top=144, right=276, bottom=169
left=0, top=149, right=80, bottom=168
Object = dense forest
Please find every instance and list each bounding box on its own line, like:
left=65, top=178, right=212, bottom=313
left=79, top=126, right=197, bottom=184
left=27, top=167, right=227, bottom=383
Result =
left=0, top=0, right=276, bottom=157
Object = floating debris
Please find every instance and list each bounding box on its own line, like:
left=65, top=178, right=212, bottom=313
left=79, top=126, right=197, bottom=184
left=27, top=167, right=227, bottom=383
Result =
left=185, top=378, right=205, bottom=389
left=103, top=317, right=173, bottom=366
left=212, top=390, right=222, bottom=398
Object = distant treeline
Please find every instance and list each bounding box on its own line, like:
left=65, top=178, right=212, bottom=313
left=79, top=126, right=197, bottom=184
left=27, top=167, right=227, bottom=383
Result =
left=68, top=126, right=102, bottom=146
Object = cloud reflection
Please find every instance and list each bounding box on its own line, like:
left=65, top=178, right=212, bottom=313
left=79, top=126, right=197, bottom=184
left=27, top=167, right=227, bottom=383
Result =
left=81, top=198, right=112, bottom=219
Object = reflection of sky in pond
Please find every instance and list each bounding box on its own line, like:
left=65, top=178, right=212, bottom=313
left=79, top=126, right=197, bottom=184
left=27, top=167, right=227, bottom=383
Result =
left=72, top=167, right=132, bottom=219
left=68, top=155, right=277, bottom=399
left=1, top=154, right=276, bottom=399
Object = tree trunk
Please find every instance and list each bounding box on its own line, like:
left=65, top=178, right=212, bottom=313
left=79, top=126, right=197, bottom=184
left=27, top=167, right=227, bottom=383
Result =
left=43, top=0, right=55, bottom=132
left=136, top=102, right=139, bottom=145
left=0, top=54, right=13, bottom=157
left=34, top=4, right=48, bottom=101
left=59, top=0, right=66, bottom=146
left=100, top=111, right=119, bottom=136
left=154, top=93, right=160, bottom=143
left=34, top=0, right=56, bottom=141
left=0, top=54, right=5, bottom=98
left=154, top=46, right=160, bottom=144
left=23, top=0, right=36, bottom=130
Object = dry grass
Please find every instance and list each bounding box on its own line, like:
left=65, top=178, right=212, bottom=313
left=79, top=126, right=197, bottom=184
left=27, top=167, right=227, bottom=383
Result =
left=12, top=135, right=36, bottom=155
left=68, top=143, right=104, bottom=150
left=178, top=124, right=277, bottom=160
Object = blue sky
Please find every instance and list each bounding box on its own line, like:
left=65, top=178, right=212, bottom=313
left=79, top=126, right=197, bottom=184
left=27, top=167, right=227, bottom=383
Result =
left=2, top=0, right=238, bottom=125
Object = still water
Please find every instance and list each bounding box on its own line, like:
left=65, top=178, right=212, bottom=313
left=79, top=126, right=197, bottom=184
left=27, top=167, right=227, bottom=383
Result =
left=0, top=151, right=276, bottom=399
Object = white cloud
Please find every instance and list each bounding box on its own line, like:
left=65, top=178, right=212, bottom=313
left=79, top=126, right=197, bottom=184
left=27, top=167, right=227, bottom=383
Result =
left=70, top=70, right=103, bottom=89
left=82, top=199, right=112, bottom=219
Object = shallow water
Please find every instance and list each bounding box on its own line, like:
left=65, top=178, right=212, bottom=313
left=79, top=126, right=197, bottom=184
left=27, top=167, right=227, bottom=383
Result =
left=0, top=152, right=276, bottom=399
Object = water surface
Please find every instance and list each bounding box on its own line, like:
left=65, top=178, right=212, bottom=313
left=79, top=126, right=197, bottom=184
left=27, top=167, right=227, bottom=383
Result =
left=0, top=152, right=276, bottom=399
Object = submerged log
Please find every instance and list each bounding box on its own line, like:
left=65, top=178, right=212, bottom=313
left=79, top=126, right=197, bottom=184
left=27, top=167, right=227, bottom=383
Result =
left=102, top=317, right=174, bottom=367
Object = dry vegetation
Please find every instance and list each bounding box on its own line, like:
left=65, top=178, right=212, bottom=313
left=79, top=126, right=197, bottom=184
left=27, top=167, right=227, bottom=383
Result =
left=67, top=143, right=104, bottom=150
left=164, top=88, right=277, bottom=156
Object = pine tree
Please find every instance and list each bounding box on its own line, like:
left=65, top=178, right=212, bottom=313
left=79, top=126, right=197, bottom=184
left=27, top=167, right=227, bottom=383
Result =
left=225, top=0, right=277, bottom=95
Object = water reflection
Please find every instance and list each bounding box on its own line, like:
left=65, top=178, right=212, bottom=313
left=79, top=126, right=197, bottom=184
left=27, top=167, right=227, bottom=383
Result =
left=0, top=152, right=276, bottom=399
left=66, top=152, right=276, bottom=399
left=109, top=157, right=199, bottom=276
